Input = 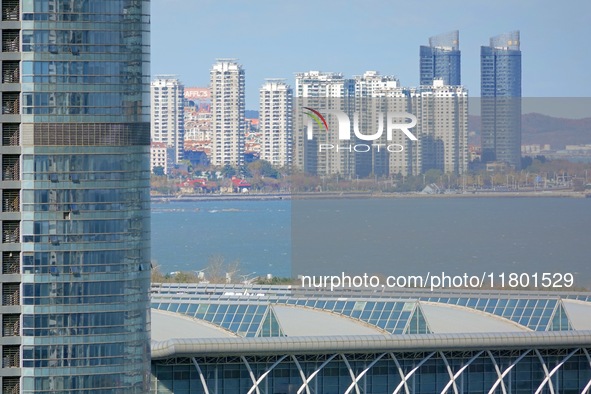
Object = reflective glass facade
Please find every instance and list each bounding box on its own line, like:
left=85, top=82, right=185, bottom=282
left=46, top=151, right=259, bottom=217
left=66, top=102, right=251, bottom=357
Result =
left=481, top=31, right=522, bottom=168
left=152, top=349, right=591, bottom=394
left=151, top=284, right=577, bottom=335
left=0, top=0, right=151, bottom=392
left=419, top=31, right=461, bottom=86
left=151, top=298, right=431, bottom=337
left=19, top=147, right=151, bottom=392
left=153, top=302, right=282, bottom=338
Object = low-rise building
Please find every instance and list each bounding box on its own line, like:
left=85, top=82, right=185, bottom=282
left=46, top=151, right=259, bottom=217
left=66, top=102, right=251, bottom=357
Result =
left=150, top=284, right=591, bottom=393
left=151, top=142, right=168, bottom=174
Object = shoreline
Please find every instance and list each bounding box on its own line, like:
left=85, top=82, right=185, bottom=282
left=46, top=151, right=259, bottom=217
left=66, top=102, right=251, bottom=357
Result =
left=151, top=190, right=589, bottom=202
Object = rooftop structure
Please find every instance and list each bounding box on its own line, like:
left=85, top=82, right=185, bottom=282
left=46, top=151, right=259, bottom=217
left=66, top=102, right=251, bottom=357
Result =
left=150, top=284, right=591, bottom=393
left=420, top=31, right=461, bottom=86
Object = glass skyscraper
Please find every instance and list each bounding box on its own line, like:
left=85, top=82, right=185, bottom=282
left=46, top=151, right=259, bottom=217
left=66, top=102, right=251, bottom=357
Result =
left=480, top=31, right=522, bottom=168
left=419, top=30, right=461, bottom=86
left=0, top=1, right=151, bottom=392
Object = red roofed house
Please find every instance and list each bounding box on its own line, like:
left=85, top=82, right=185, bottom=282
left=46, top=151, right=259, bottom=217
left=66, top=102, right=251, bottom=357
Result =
left=231, top=177, right=251, bottom=193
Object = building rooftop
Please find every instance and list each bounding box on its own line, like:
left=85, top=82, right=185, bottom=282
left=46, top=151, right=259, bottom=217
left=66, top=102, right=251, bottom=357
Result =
left=150, top=284, right=591, bottom=358
left=150, top=284, right=591, bottom=394
left=151, top=331, right=591, bottom=359
left=428, top=30, right=459, bottom=50
left=151, top=309, right=236, bottom=341
left=489, top=31, right=520, bottom=50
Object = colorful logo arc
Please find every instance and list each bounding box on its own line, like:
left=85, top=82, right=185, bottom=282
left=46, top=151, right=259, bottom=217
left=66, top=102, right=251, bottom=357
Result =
left=303, top=107, right=328, bottom=132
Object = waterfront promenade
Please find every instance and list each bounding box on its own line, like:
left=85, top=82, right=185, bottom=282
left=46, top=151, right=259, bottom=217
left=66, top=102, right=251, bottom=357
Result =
left=152, top=190, right=588, bottom=202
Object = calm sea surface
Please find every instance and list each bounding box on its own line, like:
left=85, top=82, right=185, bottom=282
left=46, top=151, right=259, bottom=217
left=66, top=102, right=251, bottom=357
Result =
left=151, top=200, right=291, bottom=277
left=151, top=197, right=591, bottom=287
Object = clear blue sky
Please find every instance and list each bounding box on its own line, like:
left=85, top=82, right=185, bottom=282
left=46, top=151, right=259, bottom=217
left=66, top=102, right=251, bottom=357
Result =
left=151, top=0, right=591, bottom=109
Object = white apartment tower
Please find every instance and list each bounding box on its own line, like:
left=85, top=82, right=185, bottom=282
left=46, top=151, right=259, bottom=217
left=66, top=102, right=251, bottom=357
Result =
left=353, top=71, right=401, bottom=177
left=354, top=71, right=400, bottom=97
left=210, top=59, right=245, bottom=166
left=418, top=80, right=468, bottom=175
left=293, top=71, right=467, bottom=178
left=259, top=80, right=293, bottom=168
left=381, top=80, right=468, bottom=176
left=294, top=71, right=354, bottom=176
left=379, top=86, right=422, bottom=177
left=151, top=76, right=185, bottom=164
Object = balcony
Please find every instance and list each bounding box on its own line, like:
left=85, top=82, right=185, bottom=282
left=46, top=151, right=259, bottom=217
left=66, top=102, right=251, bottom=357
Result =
left=2, top=30, right=19, bottom=52
left=2, top=377, right=19, bottom=394
left=2, top=283, right=19, bottom=306
left=2, top=314, right=19, bottom=337
left=2, top=155, right=20, bottom=180
left=1, top=0, right=19, bottom=21
left=2, top=61, right=19, bottom=83
left=2, top=345, right=19, bottom=368
left=2, top=252, right=19, bottom=274
left=2, top=221, right=19, bottom=243
left=2, top=93, right=19, bottom=115
left=2, top=190, right=19, bottom=213
left=2, top=124, right=19, bottom=146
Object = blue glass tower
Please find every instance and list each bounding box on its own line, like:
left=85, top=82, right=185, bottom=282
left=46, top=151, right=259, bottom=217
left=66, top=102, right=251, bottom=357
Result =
left=1, top=0, right=151, bottom=392
left=481, top=31, right=522, bottom=169
left=420, top=31, right=461, bottom=86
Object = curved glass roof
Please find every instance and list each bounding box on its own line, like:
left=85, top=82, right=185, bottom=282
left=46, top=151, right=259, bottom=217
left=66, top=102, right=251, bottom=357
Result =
left=151, top=299, right=430, bottom=337
left=151, top=284, right=590, bottom=337
left=420, top=296, right=571, bottom=331
left=151, top=302, right=284, bottom=337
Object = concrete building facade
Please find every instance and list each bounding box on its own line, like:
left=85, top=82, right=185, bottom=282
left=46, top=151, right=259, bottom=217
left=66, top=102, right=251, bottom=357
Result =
left=353, top=71, right=400, bottom=177
left=151, top=76, right=185, bottom=165
left=151, top=142, right=168, bottom=175
left=259, top=80, right=292, bottom=168
left=294, top=71, right=355, bottom=177
left=416, top=80, right=468, bottom=175
left=210, top=60, right=245, bottom=167
left=293, top=71, right=467, bottom=179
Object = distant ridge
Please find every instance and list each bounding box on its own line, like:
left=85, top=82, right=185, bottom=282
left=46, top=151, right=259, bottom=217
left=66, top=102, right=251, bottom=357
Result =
left=244, top=110, right=590, bottom=148
left=468, top=113, right=591, bottom=149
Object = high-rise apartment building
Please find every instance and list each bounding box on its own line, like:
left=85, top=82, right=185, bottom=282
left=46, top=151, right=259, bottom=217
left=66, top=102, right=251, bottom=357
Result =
left=294, top=71, right=355, bottom=177
left=356, top=79, right=468, bottom=177
left=210, top=59, right=245, bottom=167
left=374, top=86, right=468, bottom=178
left=353, top=71, right=400, bottom=177
left=0, top=1, right=151, bottom=392
left=354, top=71, right=400, bottom=97
left=259, top=80, right=292, bottom=168
left=420, top=31, right=461, bottom=86
left=183, top=87, right=212, bottom=143
left=294, top=71, right=467, bottom=178
left=481, top=31, right=522, bottom=169
left=416, top=80, right=468, bottom=175
left=151, top=76, right=185, bottom=165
